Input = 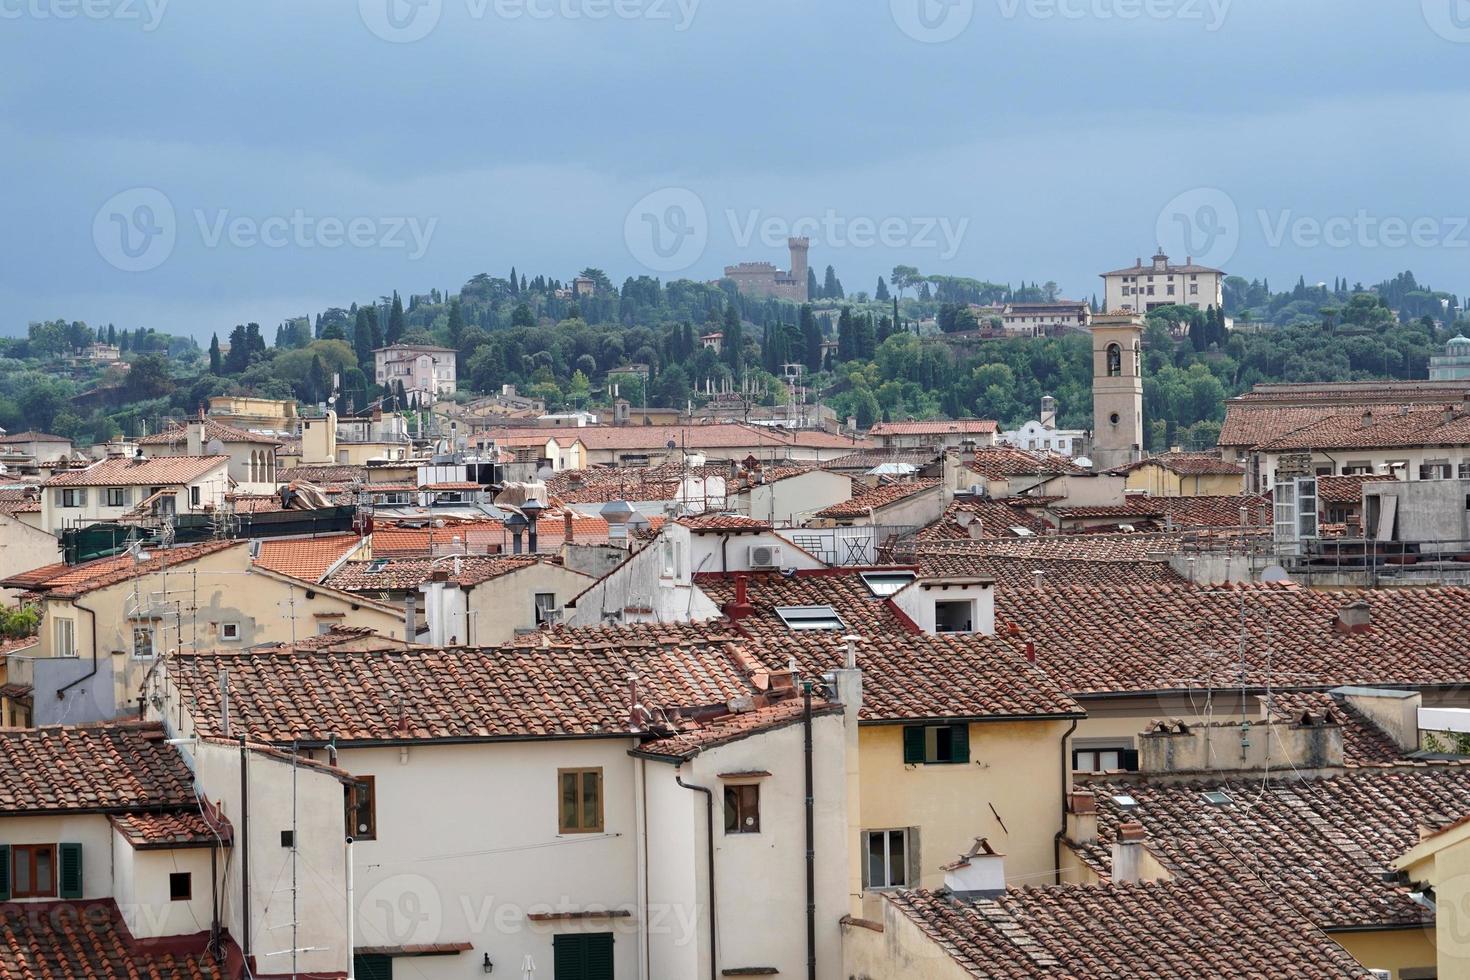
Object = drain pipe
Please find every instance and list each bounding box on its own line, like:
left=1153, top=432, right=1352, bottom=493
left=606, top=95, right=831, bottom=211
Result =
left=239, top=734, right=251, bottom=962
left=1053, top=717, right=1078, bottom=884
left=57, top=601, right=99, bottom=700
left=676, top=771, right=716, bottom=980
left=803, top=680, right=816, bottom=980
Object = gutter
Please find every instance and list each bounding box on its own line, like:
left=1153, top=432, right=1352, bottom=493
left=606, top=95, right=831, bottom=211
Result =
left=1053, top=717, right=1079, bottom=885
left=57, top=600, right=99, bottom=700
left=803, top=682, right=816, bottom=980
left=676, top=771, right=717, bottom=980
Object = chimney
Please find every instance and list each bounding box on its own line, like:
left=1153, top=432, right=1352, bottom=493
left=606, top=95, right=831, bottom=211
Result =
left=941, top=838, right=1006, bottom=898
left=1111, top=821, right=1146, bottom=884
left=1066, top=791, right=1097, bottom=844
left=1335, top=600, right=1372, bottom=635
left=404, top=593, right=418, bottom=641
left=967, top=520, right=987, bottom=541
left=723, top=573, right=755, bottom=621
left=1361, top=409, right=1374, bottom=428
left=563, top=511, right=574, bottom=545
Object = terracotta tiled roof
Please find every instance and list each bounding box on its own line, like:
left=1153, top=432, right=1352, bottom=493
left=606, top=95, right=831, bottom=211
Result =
left=676, top=514, right=772, bottom=532
left=1258, top=405, right=1470, bottom=452
left=964, top=446, right=1085, bottom=480
left=868, top=420, right=998, bottom=437
left=884, top=883, right=1372, bottom=978
left=890, top=532, right=1184, bottom=564
left=698, top=568, right=916, bottom=639
left=110, top=810, right=230, bottom=849
left=820, top=448, right=942, bottom=470
left=1052, top=494, right=1271, bottom=530
left=0, top=487, right=41, bottom=515
left=1, top=541, right=243, bottom=599
left=634, top=698, right=844, bottom=761
left=814, top=479, right=940, bottom=518
left=0, top=900, right=229, bottom=980
left=169, top=631, right=763, bottom=744
left=0, top=722, right=196, bottom=815
left=914, top=553, right=1185, bottom=590
left=137, top=417, right=284, bottom=446
left=2, top=431, right=69, bottom=443
left=1001, top=582, right=1470, bottom=695
left=43, top=454, right=230, bottom=487
left=1316, top=474, right=1398, bottom=504
left=1112, top=451, right=1244, bottom=477
left=369, top=515, right=627, bottom=555
left=281, top=463, right=373, bottom=484
left=253, top=534, right=365, bottom=582
left=1075, top=766, right=1470, bottom=930
left=1262, top=691, right=1408, bottom=766
left=324, top=554, right=556, bottom=592
left=489, top=422, right=869, bottom=452
left=912, top=497, right=1054, bottom=540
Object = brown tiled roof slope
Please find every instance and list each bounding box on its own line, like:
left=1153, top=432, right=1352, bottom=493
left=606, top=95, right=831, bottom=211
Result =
left=820, top=448, right=941, bottom=470
left=814, top=479, right=940, bottom=518
left=137, top=417, right=283, bottom=446
left=1258, top=405, right=1470, bottom=452
left=0, top=722, right=196, bottom=815
left=890, top=532, right=1183, bottom=564
left=171, top=632, right=763, bottom=744
left=43, top=455, right=230, bottom=487
left=1317, top=473, right=1398, bottom=504
left=964, top=446, right=1084, bottom=479
left=885, top=883, right=1372, bottom=978
left=1075, top=766, right=1470, bottom=930
left=1050, top=494, right=1271, bottom=529
left=911, top=497, right=1053, bottom=541
left=698, top=569, right=917, bottom=638
left=915, top=553, right=1185, bottom=589
left=1263, top=691, right=1409, bottom=766
left=742, top=630, right=1082, bottom=722
left=633, top=698, right=844, bottom=761
left=2, top=541, right=242, bottom=599
left=110, top=811, right=228, bottom=849
left=1112, top=451, right=1244, bottom=477
left=676, top=514, right=772, bottom=531
left=1002, top=582, right=1470, bottom=695
left=868, top=420, right=997, bottom=436
left=325, top=554, right=553, bottom=592
left=0, top=900, right=228, bottom=980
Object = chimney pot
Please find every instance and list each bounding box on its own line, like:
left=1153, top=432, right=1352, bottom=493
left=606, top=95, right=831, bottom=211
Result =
left=1118, top=820, right=1146, bottom=843
left=1068, top=791, right=1096, bottom=814
left=1335, top=600, right=1372, bottom=634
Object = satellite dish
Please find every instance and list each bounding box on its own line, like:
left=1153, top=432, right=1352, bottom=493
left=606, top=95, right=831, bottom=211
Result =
left=1074, top=456, right=1094, bottom=469
left=205, top=438, right=226, bottom=455
left=1260, top=565, right=1291, bottom=583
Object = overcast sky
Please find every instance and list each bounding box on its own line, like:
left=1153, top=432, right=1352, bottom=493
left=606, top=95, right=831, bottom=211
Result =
left=2, top=0, right=1467, bottom=338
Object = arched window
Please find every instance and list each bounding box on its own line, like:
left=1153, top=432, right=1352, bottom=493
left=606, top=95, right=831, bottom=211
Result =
left=248, top=451, right=257, bottom=483
left=1106, top=343, right=1122, bottom=377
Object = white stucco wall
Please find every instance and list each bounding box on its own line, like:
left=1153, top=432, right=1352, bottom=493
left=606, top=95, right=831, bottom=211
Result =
left=0, top=813, right=113, bottom=900
left=110, top=833, right=217, bottom=940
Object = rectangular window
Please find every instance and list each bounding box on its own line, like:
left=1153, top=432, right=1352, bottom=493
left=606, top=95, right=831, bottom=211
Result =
left=53, top=618, right=75, bottom=658
left=552, top=933, right=614, bottom=980
left=1073, top=747, right=1139, bottom=773
left=106, top=487, right=129, bottom=507
left=221, top=622, right=240, bottom=641
left=347, top=775, right=376, bottom=840
left=534, top=593, right=557, bottom=625
left=864, top=829, right=908, bottom=889
left=169, top=872, right=191, bottom=901
left=1420, top=461, right=1452, bottom=481
left=132, top=625, right=155, bottom=660
left=12, top=844, right=56, bottom=898
left=902, top=724, right=970, bottom=765
left=934, top=599, right=975, bottom=634
left=724, top=784, right=760, bottom=834
left=1460, top=461, right=1470, bottom=479
left=59, top=488, right=86, bottom=508
left=559, top=768, right=603, bottom=834
left=189, top=486, right=202, bottom=507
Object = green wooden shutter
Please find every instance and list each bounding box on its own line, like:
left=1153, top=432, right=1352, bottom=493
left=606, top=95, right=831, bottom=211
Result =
left=0, top=845, right=10, bottom=901
left=950, top=724, right=970, bottom=764
left=58, top=843, right=82, bottom=899
left=353, top=953, right=393, bottom=980
left=585, top=933, right=614, bottom=980
left=554, top=934, right=614, bottom=980
left=902, top=726, right=925, bottom=764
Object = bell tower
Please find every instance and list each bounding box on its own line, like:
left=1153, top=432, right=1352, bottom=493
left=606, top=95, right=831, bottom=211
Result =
left=1090, top=312, right=1145, bottom=470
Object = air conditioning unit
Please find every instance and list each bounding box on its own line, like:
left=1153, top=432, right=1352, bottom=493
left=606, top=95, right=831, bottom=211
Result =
left=748, top=544, right=782, bottom=569
left=1368, top=971, right=1392, bottom=980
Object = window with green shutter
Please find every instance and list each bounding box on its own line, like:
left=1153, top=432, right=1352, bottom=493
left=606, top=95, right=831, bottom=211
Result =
left=58, top=843, right=82, bottom=899
left=553, top=932, right=614, bottom=980
left=353, top=953, right=393, bottom=980
left=901, top=724, right=970, bottom=764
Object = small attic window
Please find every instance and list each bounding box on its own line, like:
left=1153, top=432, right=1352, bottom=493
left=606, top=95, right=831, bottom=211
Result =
left=859, top=571, right=916, bottom=598
left=367, top=559, right=388, bottom=573
left=1201, top=791, right=1233, bottom=806
left=775, top=605, right=845, bottom=631
left=1111, top=794, right=1139, bottom=809
left=1010, top=526, right=1036, bottom=537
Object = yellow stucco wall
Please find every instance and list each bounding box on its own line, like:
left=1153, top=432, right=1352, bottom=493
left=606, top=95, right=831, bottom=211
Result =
left=843, top=903, right=976, bottom=980
left=1122, top=466, right=1243, bottom=497
left=858, top=718, right=1072, bottom=903
left=1331, top=928, right=1439, bottom=979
